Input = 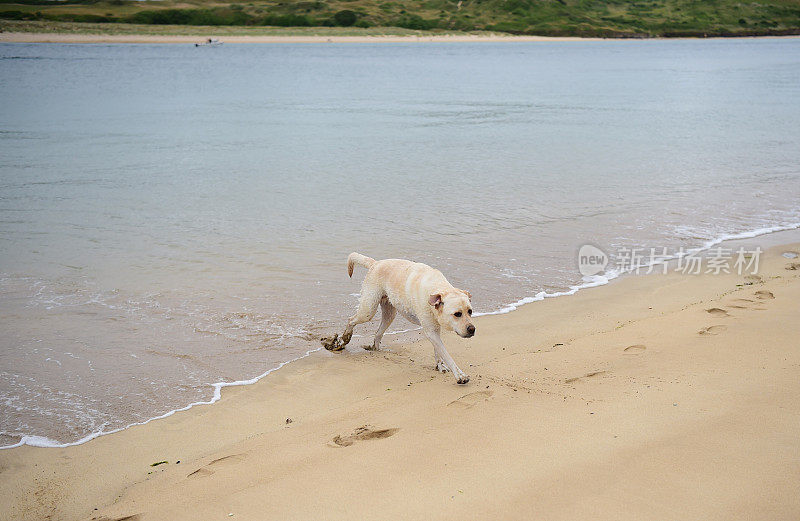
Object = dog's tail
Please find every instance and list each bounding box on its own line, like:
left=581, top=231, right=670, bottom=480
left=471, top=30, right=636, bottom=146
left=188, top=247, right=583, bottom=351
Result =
left=347, top=252, right=375, bottom=278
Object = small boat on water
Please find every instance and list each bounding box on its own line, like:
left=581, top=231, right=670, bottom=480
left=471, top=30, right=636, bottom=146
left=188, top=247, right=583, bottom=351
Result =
left=195, top=38, right=223, bottom=47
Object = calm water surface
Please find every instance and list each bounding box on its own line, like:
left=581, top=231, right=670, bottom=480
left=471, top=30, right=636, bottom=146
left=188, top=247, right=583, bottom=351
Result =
left=1, top=40, right=799, bottom=446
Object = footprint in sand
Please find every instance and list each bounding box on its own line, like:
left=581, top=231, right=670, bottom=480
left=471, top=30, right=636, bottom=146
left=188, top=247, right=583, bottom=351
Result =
left=744, top=275, right=762, bottom=285
left=705, top=308, right=729, bottom=317
left=187, top=467, right=214, bottom=478
left=187, top=453, right=245, bottom=478
left=448, top=390, right=493, bottom=408
left=699, top=325, right=727, bottom=336
left=330, top=425, right=399, bottom=447
left=623, top=344, right=646, bottom=354
left=754, top=290, right=774, bottom=300
left=209, top=454, right=244, bottom=465
left=565, top=370, right=606, bottom=383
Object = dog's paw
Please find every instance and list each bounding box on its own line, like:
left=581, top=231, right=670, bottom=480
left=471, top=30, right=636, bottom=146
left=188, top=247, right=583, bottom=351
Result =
left=321, top=334, right=345, bottom=352
left=456, top=374, right=470, bottom=385
left=436, top=360, right=449, bottom=373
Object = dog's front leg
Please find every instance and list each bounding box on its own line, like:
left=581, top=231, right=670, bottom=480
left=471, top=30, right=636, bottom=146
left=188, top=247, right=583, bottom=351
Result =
left=424, top=330, right=469, bottom=384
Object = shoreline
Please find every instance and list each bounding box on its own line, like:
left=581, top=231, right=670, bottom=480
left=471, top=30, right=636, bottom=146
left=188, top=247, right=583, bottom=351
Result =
left=3, top=31, right=800, bottom=44
left=3, top=221, right=799, bottom=451
left=1, top=231, right=799, bottom=520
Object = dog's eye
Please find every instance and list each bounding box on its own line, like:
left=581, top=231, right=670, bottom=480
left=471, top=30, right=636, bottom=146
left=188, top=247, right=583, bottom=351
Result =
left=454, top=311, right=462, bottom=318
left=468, top=309, right=472, bottom=316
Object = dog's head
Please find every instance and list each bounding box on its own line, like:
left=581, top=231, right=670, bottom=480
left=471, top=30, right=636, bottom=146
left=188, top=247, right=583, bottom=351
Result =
left=428, top=290, right=475, bottom=338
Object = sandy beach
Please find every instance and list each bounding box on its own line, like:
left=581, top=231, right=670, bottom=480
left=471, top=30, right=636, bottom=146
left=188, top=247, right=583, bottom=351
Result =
left=3, top=32, right=800, bottom=44
left=1, top=235, right=798, bottom=521
left=0, top=32, right=603, bottom=44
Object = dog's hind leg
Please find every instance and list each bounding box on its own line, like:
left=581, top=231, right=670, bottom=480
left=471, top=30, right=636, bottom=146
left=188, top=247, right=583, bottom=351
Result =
left=341, top=288, right=382, bottom=346
left=322, top=285, right=382, bottom=352
left=369, top=297, right=396, bottom=351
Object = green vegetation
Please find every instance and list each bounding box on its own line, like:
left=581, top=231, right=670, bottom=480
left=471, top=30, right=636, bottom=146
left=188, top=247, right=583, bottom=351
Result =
left=0, top=19, right=471, bottom=35
left=1, top=0, right=799, bottom=37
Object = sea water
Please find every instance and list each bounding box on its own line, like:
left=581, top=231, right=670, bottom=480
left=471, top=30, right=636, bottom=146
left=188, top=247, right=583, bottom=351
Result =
left=1, top=39, right=799, bottom=446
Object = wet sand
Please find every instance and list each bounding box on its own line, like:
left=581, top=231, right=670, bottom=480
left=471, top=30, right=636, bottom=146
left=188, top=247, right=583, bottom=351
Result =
left=1, top=240, right=799, bottom=520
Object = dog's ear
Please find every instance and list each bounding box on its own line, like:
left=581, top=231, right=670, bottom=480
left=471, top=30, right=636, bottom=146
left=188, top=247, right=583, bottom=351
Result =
left=463, top=290, right=472, bottom=300
left=428, top=294, right=443, bottom=308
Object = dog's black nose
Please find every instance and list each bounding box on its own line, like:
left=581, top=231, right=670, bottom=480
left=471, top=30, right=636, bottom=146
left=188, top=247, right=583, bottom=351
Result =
left=466, top=325, right=475, bottom=336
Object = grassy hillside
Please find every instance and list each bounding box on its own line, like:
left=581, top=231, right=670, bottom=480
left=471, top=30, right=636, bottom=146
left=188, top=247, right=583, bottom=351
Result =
left=0, top=19, right=480, bottom=35
left=2, top=0, right=799, bottom=37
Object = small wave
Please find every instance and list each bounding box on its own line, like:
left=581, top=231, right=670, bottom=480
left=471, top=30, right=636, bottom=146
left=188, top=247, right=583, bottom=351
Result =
left=474, top=272, right=616, bottom=317
left=0, top=346, right=322, bottom=449
left=697, top=222, right=800, bottom=250
left=477, top=220, right=800, bottom=317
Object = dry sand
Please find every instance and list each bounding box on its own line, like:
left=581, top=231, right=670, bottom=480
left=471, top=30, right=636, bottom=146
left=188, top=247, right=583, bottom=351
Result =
left=1, top=238, right=799, bottom=520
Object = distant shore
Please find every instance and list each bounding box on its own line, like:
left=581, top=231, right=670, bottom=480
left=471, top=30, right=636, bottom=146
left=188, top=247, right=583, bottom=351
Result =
left=2, top=20, right=800, bottom=44
left=0, top=32, right=601, bottom=43
left=3, top=31, right=800, bottom=44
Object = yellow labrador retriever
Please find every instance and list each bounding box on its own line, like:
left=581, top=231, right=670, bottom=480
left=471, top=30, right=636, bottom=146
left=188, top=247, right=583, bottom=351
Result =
left=322, top=252, right=474, bottom=384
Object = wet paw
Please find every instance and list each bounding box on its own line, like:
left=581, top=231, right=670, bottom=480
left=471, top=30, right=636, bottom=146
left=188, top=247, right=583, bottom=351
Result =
left=321, top=334, right=345, bottom=351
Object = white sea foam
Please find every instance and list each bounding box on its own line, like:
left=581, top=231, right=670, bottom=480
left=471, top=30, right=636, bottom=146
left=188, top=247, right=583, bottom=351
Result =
left=1, top=346, right=322, bottom=449
left=3, top=221, right=799, bottom=450
left=474, top=272, right=616, bottom=317
left=477, top=221, right=800, bottom=317
left=697, top=222, right=800, bottom=251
